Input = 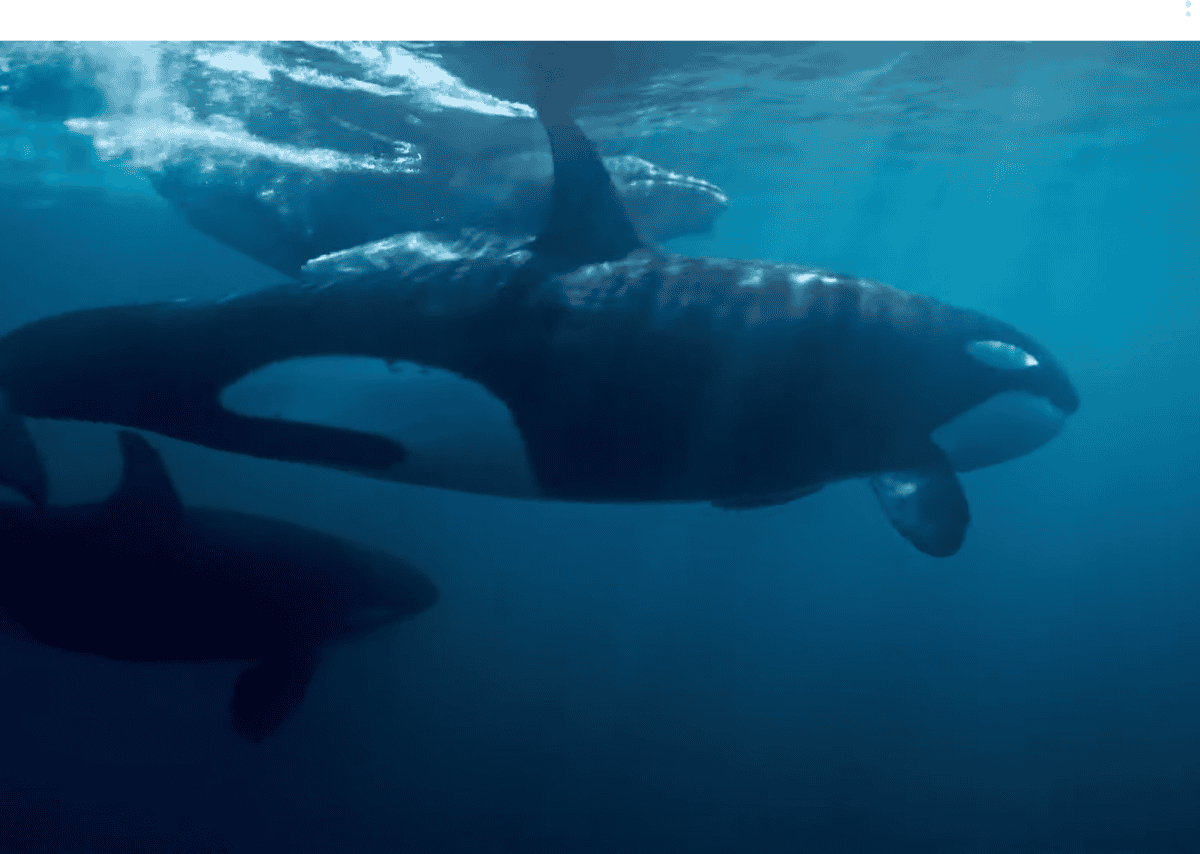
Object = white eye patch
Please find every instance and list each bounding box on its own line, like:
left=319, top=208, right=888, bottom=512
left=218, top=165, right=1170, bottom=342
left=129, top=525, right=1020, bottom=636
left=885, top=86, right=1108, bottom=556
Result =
left=966, top=340, right=1038, bottom=370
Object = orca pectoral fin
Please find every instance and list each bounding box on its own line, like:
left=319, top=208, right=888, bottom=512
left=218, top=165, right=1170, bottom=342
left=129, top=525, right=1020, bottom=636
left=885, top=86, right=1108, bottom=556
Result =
left=202, top=409, right=406, bottom=475
left=869, top=468, right=970, bottom=557
left=230, top=650, right=319, bottom=742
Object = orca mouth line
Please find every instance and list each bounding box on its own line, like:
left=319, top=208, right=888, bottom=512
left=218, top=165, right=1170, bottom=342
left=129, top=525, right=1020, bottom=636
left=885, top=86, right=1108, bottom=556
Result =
left=932, top=390, right=1067, bottom=473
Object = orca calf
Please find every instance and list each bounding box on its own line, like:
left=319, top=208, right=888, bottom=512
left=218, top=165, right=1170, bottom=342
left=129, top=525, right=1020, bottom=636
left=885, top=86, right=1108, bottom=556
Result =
left=0, top=424, right=438, bottom=741
left=169, top=43, right=718, bottom=277
left=0, top=101, right=1078, bottom=556
left=153, top=149, right=728, bottom=281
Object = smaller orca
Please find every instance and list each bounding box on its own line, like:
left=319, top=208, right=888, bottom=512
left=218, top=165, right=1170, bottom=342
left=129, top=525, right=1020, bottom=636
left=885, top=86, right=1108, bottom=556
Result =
left=0, top=419, right=437, bottom=741
left=152, top=150, right=728, bottom=281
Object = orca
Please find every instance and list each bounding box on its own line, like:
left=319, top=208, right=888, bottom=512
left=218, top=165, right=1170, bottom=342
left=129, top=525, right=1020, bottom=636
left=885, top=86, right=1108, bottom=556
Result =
left=189, top=44, right=721, bottom=277
left=0, top=418, right=438, bottom=741
left=153, top=148, right=729, bottom=281
left=0, top=97, right=1078, bottom=557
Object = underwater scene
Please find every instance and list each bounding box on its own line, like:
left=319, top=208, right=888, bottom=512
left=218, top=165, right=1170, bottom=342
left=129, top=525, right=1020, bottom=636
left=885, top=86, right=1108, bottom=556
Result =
left=0, top=40, right=1197, bottom=853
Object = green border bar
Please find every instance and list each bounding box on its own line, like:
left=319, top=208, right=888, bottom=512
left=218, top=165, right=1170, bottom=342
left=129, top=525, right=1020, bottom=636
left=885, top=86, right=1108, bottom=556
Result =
left=0, top=0, right=1190, bottom=40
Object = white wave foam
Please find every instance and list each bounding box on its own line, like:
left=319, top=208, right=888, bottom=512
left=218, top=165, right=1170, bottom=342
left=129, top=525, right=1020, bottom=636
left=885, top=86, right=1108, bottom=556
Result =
left=53, top=42, right=531, bottom=177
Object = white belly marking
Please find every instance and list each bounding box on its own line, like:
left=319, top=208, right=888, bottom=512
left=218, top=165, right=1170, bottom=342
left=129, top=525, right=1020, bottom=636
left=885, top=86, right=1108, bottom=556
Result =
left=220, top=356, right=541, bottom=497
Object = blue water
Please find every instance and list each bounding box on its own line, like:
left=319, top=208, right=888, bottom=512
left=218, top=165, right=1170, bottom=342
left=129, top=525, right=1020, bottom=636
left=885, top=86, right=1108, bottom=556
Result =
left=0, top=41, right=1198, bottom=853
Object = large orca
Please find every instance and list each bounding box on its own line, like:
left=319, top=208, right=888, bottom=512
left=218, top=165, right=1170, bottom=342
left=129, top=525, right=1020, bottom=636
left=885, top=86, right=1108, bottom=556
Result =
left=0, top=419, right=438, bottom=741
left=0, top=99, right=1078, bottom=557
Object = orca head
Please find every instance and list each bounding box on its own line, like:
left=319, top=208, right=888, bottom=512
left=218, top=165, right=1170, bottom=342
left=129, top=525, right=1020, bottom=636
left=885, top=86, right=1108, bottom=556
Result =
left=927, top=323, right=1079, bottom=473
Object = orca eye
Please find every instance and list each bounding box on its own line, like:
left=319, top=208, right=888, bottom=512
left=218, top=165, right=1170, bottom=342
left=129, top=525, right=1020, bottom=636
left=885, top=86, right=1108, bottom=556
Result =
left=965, top=340, right=1038, bottom=370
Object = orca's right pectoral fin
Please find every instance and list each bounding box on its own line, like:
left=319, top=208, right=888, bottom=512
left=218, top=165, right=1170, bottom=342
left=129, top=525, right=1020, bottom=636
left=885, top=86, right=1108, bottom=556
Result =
left=869, top=467, right=970, bottom=557
left=230, top=649, right=319, bottom=742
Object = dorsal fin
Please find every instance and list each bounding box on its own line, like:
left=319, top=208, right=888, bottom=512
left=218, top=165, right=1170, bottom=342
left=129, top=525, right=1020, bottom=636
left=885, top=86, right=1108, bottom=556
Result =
left=109, top=430, right=183, bottom=521
left=529, top=100, right=646, bottom=268
left=231, top=649, right=318, bottom=741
